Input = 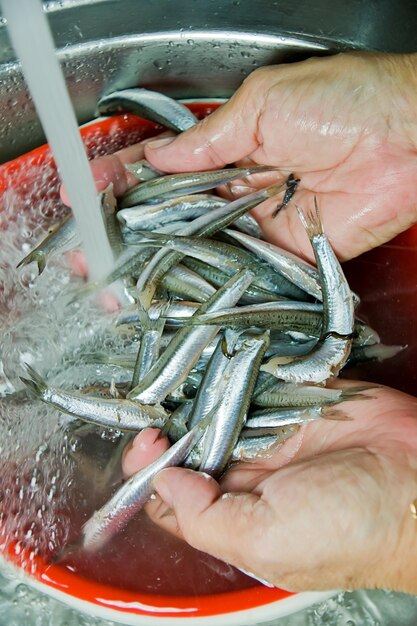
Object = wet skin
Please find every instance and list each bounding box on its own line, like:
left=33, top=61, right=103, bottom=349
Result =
left=63, top=51, right=417, bottom=593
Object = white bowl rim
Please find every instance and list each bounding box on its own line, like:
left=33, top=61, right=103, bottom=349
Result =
left=3, top=556, right=337, bottom=626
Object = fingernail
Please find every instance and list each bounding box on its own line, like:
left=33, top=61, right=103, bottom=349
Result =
left=146, top=136, right=176, bottom=150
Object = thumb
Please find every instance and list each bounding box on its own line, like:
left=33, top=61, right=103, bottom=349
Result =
left=153, top=467, right=264, bottom=570
left=144, top=81, right=264, bottom=172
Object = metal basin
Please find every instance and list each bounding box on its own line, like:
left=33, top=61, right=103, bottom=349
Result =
left=1, top=0, right=417, bottom=162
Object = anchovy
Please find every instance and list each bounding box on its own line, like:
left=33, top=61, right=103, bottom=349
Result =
left=224, top=228, right=322, bottom=301
left=100, top=185, right=123, bottom=258
left=174, top=301, right=324, bottom=335
left=138, top=232, right=305, bottom=300
left=199, top=331, right=269, bottom=477
left=125, top=159, right=164, bottom=182
left=115, top=300, right=200, bottom=327
left=165, top=402, right=194, bottom=441
left=131, top=302, right=166, bottom=388
left=244, top=406, right=329, bottom=432
left=264, top=335, right=319, bottom=359
left=261, top=204, right=355, bottom=383
left=20, top=364, right=167, bottom=431
left=127, top=270, right=254, bottom=404
left=231, top=428, right=299, bottom=462
left=17, top=213, right=79, bottom=274
left=81, top=414, right=209, bottom=552
left=181, top=257, right=283, bottom=304
left=252, top=381, right=370, bottom=408
left=119, top=165, right=279, bottom=209
left=352, top=320, right=380, bottom=346
left=346, top=342, right=405, bottom=367
left=160, top=264, right=216, bottom=302
left=271, top=173, right=300, bottom=218
left=187, top=331, right=239, bottom=429
left=96, top=88, right=198, bottom=132
left=135, top=183, right=284, bottom=309
left=117, top=195, right=228, bottom=232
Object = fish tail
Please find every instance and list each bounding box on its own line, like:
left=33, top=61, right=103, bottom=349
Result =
left=48, top=541, right=81, bottom=564
left=138, top=300, right=166, bottom=331
left=339, top=385, right=378, bottom=403
left=64, top=280, right=101, bottom=306
left=159, top=408, right=179, bottom=438
left=135, top=230, right=171, bottom=242
left=19, top=364, right=47, bottom=397
left=297, top=197, right=323, bottom=239
left=16, top=250, right=46, bottom=274
left=82, top=352, right=110, bottom=365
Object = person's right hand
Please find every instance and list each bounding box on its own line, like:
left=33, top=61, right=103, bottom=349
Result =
left=122, top=382, right=417, bottom=595
left=143, top=52, right=417, bottom=263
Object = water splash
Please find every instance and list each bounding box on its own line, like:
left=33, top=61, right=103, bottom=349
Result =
left=2, top=0, right=113, bottom=282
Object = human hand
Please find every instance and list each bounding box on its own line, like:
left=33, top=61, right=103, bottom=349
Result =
left=122, top=383, right=417, bottom=594
left=140, top=52, right=417, bottom=263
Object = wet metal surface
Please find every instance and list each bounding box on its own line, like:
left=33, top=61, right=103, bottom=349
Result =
left=1, top=0, right=417, bottom=161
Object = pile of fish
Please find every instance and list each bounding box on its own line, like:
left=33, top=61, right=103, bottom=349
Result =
left=17, top=88, right=401, bottom=554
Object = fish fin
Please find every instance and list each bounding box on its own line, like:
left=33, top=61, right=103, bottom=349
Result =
left=222, top=328, right=245, bottom=357
left=134, top=230, right=171, bottom=242
left=125, top=162, right=141, bottom=177
left=297, top=197, right=323, bottom=239
left=339, top=384, right=379, bottom=403
left=16, top=250, right=46, bottom=274
left=63, top=280, right=101, bottom=306
left=49, top=541, right=81, bottom=564
left=366, top=343, right=407, bottom=362
left=159, top=408, right=177, bottom=438
left=20, top=364, right=48, bottom=397
left=271, top=173, right=300, bottom=218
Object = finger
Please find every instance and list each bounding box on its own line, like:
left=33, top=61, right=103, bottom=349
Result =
left=144, top=74, right=268, bottom=172
left=256, top=184, right=416, bottom=263
left=122, top=428, right=170, bottom=478
left=152, top=467, right=266, bottom=570
left=60, top=131, right=173, bottom=205
left=60, top=154, right=130, bottom=206
left=65, top=250, right=88, bottom=276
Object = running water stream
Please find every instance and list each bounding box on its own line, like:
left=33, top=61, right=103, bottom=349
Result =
left=1, top=0, right=114, bottom=282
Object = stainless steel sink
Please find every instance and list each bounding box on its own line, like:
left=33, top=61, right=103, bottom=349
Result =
left=1, top=0, right=417, bottom=162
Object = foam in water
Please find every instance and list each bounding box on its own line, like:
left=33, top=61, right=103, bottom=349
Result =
left=1, top=0, right=114, bottom=282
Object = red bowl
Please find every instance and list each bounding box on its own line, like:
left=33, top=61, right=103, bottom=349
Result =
left=0, top=104, right=415, bottom=625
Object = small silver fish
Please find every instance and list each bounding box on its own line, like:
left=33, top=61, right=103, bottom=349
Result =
left=262, top=203, right=355, bottom=384
left=128, top=270, right=254, bottom=404
left=135, top=183, right=283, bottom=309
left=96, top=88, right=198, bottom=132
left=224, top=228, right=322, bottom=301
left=199, top=331, right=270, bottom=477
left=130, top=302, right=167, bottom=388
left=244, top=406, right=343, bottom=433
left=125, top=159, right=164, bottom=182
left=253, top=381, right=370, bottom=408
left=117, top=195, right=228, bottom=232
left=20, top=364, right=167, bottom=431
left=17, top=213, right=79, bottom=274
left=231, top=428, right=299, bottom=462
left=119, top=165, right=279, bottom=208
left=81, top=413, right=210, bottom=552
